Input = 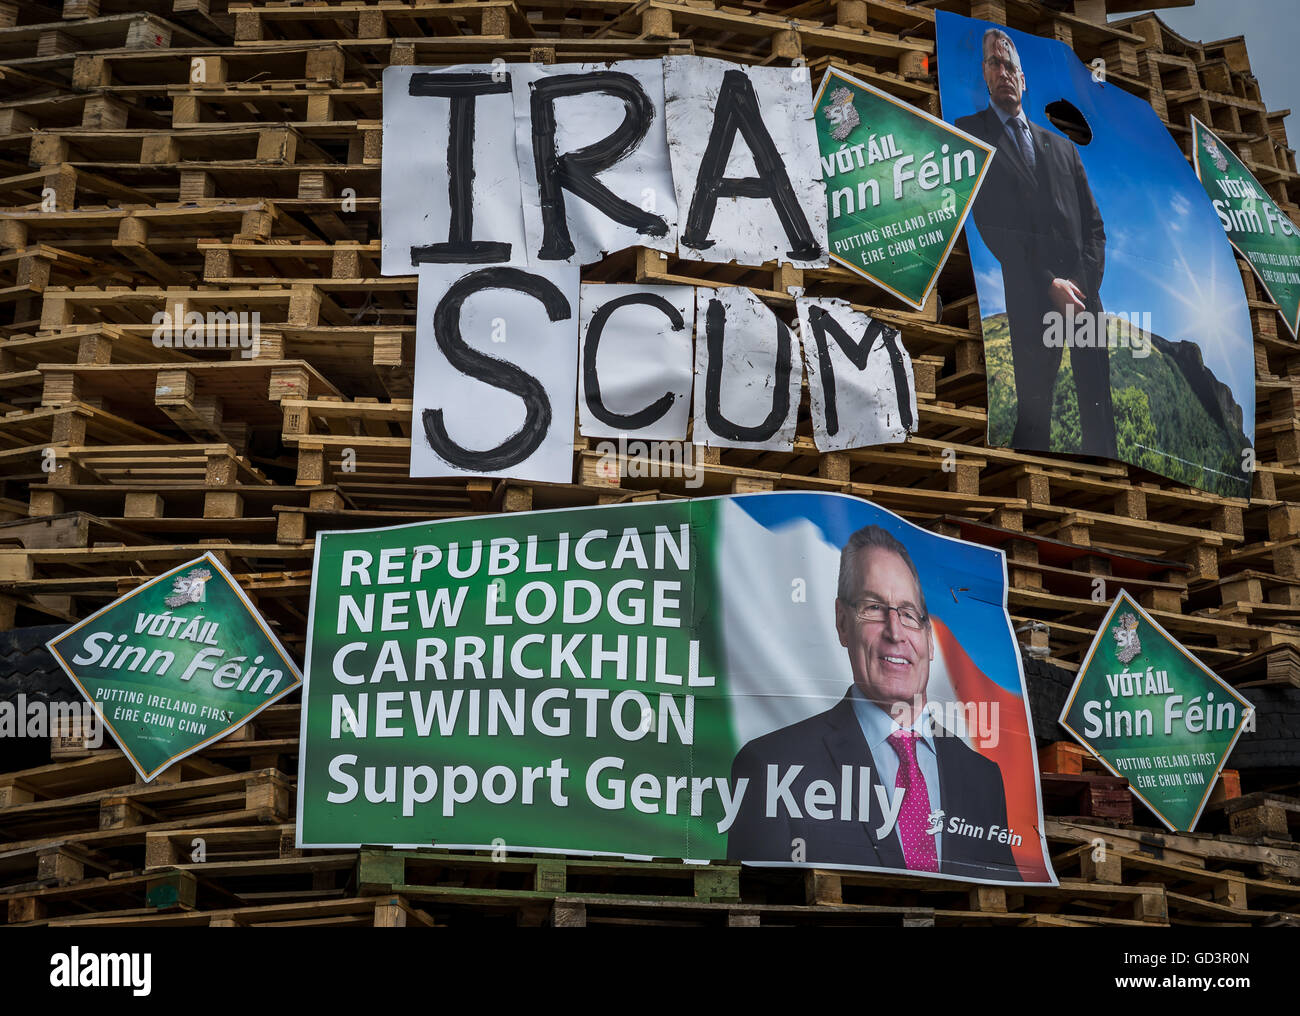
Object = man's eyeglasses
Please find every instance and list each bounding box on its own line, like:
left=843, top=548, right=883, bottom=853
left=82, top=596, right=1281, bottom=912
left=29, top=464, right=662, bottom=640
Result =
left=853, top=600, right=927, bottom=630
left=984, top=55, right=1019, bottom=76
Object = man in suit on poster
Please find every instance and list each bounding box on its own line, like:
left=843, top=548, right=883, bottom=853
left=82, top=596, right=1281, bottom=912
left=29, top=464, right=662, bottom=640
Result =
left=726, top=526, right=1022, bottom=882
left=955, top=27, right=1118, bottom=460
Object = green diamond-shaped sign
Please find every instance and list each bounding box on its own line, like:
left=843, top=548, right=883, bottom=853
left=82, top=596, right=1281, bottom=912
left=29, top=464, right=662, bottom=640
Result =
left=47, top=553, right=302, bottom=782
left=813, top=67, right=994, bottom=310
left=1192, top=116, right=1300, bottom=340
left=1060, top=591, right=1252, bottom=831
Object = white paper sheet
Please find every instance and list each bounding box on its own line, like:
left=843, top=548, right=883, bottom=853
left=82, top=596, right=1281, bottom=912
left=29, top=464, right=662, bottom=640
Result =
left=512, top=60, right=678, bottom=266
left=411, top=263, right=580, bottom=482
left=382, top=65, right=527, bottom=275
left=796, top=296, right=918, bottom=451
left=664, top=55, right=828, bottom=268
left=578, top=283, right=694, bottom=440
left=692, top=286, right=802, bottom=451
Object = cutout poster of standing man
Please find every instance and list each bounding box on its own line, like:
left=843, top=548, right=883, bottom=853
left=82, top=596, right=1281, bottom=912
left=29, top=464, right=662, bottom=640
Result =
left=937, top=12, right=1254, bottom=497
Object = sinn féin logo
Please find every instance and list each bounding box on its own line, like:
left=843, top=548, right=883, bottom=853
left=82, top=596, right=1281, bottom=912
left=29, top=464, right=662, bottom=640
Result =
left=1111, top=612, right=1142, bottom=664
left=164, top=567, right=212, bottom=608
left=1201, top=132, right=1229, bottom=173
left=822, top=86, right=860, bottom=142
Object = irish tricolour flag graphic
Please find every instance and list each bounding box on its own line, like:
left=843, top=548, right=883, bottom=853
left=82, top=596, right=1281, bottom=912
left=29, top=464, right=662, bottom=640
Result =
left=715, top=494, right=1050, bottom=882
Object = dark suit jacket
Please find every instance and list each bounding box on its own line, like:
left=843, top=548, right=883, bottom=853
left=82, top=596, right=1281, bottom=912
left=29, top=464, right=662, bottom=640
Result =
left=726, top=692, right=1022, bottom=882
left=954, top=105, right=1106, bottom=321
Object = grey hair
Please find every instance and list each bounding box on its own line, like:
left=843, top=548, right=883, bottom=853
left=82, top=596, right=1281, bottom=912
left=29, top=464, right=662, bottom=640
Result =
left=982, top=27, right=1022, bottom=73
left=837, top=525, right=929, bottom=621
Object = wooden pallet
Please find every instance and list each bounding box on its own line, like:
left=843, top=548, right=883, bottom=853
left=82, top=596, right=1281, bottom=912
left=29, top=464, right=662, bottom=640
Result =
left=42, top=894, right=434, bottom=928
left=1049, top=816, right=1300, bottom=882
left=0, top=765, right=293, bottom=846
left=801, top=866, right=1169, bottom=925
left=357, top=848, right=743, bottom=903
left=1051, top=840, right=1300, bottom=924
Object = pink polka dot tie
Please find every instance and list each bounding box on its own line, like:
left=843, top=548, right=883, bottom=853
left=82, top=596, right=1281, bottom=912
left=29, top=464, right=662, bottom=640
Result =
left=887, top=730, right=939, bottom=873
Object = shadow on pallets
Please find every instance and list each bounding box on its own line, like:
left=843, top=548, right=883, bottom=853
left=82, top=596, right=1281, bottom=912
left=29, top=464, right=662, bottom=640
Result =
left=6, top=817, right=1300, bottom=927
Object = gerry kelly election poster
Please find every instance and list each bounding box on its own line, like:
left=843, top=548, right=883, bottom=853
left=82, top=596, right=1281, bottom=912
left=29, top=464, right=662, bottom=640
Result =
left=298, top=492, right=1054, bottom=887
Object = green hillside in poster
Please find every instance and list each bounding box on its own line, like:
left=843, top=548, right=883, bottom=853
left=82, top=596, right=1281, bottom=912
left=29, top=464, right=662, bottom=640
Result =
left=983, top=313, right=1250, bottom=497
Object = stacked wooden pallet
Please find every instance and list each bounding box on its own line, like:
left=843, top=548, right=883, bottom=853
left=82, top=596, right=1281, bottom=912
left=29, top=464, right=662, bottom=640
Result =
left=1, top=0, right=1299, bottom=927
left=5, top=716, right=1300, bottom=926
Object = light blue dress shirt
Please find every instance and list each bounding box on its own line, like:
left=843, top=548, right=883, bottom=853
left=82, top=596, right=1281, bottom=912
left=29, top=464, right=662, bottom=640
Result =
left=849, top=684, right=943, bottom=864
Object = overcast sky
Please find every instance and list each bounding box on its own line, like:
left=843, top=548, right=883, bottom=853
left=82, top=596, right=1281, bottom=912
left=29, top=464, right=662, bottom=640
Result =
left=1118, top=2, right=1299, bottom=133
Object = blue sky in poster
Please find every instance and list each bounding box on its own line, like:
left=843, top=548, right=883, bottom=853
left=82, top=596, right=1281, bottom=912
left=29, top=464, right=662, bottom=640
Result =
left=935, top=10, right=1255, bottom=437
left=730, top=492, right=1022, bottom=693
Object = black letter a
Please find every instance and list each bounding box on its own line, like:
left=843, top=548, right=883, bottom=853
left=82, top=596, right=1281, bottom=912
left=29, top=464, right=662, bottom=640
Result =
left=681, top=69, right=822, bottom=262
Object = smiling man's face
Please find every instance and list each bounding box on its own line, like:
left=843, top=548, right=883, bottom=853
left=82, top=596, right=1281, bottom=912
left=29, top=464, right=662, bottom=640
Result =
left=835, top=547, right=934, bottom=720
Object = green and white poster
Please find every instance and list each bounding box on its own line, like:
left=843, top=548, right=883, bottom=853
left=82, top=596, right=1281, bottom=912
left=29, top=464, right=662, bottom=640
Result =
left=813, top=67, right=994, bottom=310
left=1193, top=116, right=1300, bottom=340
left=1059, top=590, right=1253, bottom=831
left=299, top=492, right=1056, bottom=887
left=47, top=552, right=302, bottom=781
